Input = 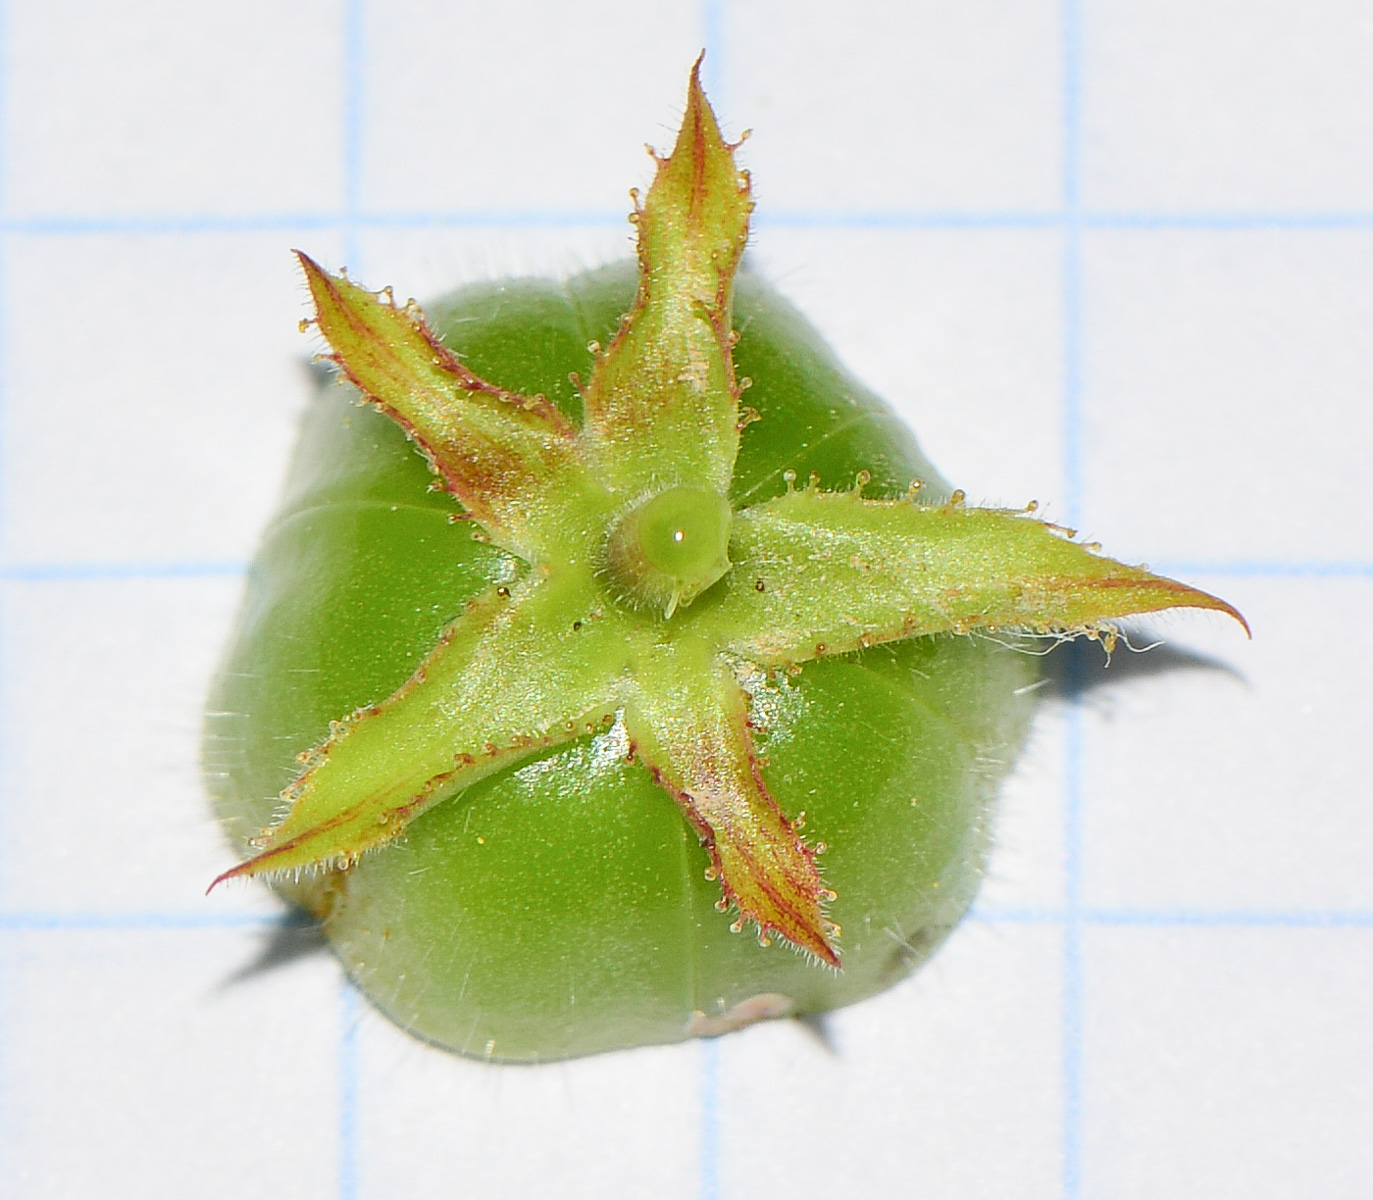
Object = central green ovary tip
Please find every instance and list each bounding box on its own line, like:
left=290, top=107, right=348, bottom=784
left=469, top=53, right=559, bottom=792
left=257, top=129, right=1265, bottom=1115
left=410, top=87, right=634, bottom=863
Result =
left=606, top=486, right=733, bottom=618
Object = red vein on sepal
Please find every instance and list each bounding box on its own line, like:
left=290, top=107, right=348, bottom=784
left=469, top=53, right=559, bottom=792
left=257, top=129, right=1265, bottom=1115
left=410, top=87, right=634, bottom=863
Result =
left=208, top=762, right=463, bottom=889
left=707, top=493, right=1251, bottom=665
left=296, top=251, right=589, bottom=560
left=211, top=580, right=630, bottom=887
left=578, top=58, right=752, bottom=498
left=626, top=660, right=839, bottom=966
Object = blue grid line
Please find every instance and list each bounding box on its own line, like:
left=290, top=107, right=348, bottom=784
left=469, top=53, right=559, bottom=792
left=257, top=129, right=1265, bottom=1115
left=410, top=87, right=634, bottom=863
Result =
left=343, top=0, right=365, bottom=272
left=1060, top=231, right=1084, bottom=517
left=339, top=10, right=366, bottom=1197
left=0, top=559, right=1366, bottom=587
left=0, top=211, right=630, bottom=236
left=1082, top=211, right=1373, bottom=231
left=1081, top=908, right=1373, bottom=929
left=762, top=210, right=1373, bottom=232
left=339, top=981, right=361, bottom=1200
left=0, top=905, right=1366, bottom=935
left=0, top=213, right=347, bottom=236
left=3, top=905, right=1366, bottom=934
left=1060, top=675, right=1086, bottom=1200
left=762, top=210, right=1064, bottom=229
left=1059, top=3, right=1086, bottom=1196
left=0, top=910, right=295, bottom=931
left=973, top=906, right=1373, bottom=930
left=0, top=0, right=9, bottom=1188
left=0, top=560, right=247, bottom=582
left=1153, top=561, right=1373, bottom=579
left=699, top=1038, right=721, bottom=1200
left=701, top=0, right=725, bottom=102
left=4, top=209, right=1373, bottom=238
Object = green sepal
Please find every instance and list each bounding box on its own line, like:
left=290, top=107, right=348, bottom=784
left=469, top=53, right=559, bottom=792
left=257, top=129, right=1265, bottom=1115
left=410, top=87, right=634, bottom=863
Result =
left=579, top=57, right=750, bottom=498
left=624, top=641, right=839, bottom=966
left=297, top=252, right=594, bottom=562
left=692, top=487, right=1249, bottom=665
left=211, top=576, right=629, bottom=885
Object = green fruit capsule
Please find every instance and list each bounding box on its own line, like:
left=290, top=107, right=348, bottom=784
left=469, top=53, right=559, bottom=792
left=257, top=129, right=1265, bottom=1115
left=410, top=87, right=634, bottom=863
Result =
left=205, top=63, right=1244, bottom=1061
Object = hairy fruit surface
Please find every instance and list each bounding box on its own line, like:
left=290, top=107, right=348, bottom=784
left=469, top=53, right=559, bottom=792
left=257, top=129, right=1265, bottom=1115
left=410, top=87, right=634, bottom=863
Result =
left=205, top=63, right=1244, bottom=1061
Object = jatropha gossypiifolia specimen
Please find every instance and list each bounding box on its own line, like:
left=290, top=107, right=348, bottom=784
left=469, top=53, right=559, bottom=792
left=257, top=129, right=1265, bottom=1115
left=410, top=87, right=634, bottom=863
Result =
left=206, top=61, right=1246, bottom=1060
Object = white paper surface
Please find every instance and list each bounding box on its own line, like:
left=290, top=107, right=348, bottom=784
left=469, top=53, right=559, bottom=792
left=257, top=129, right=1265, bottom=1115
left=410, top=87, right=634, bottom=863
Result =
left=1, top=2, right=1370, bottom=1197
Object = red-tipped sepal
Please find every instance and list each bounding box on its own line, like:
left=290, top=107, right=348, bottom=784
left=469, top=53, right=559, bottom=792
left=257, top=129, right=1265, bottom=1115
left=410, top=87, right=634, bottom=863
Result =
left=212, top=577, right=629, bottom=886
left=580, top=55, right=752, bottom=499
left=625, top=647, right=839, bottom=965
left=298, top=252, right=592, bottom=561
left=698, top=488, right=1249, bottom=665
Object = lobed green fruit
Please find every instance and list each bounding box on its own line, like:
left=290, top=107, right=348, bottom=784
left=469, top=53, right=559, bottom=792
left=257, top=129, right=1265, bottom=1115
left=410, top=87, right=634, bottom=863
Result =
left=207, top=65, right=1240, bottom=1061
left=205, top=263, right=1039, bottom=1060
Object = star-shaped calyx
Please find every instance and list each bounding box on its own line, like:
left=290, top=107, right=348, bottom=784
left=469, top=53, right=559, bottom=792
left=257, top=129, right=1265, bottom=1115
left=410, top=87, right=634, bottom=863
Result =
left=212, top=63, right=1246, bottom=966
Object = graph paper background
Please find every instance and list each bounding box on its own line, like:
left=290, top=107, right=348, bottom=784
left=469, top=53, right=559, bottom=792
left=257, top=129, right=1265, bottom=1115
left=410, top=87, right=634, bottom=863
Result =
left=0, top=1, right=1370, bottom=1196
